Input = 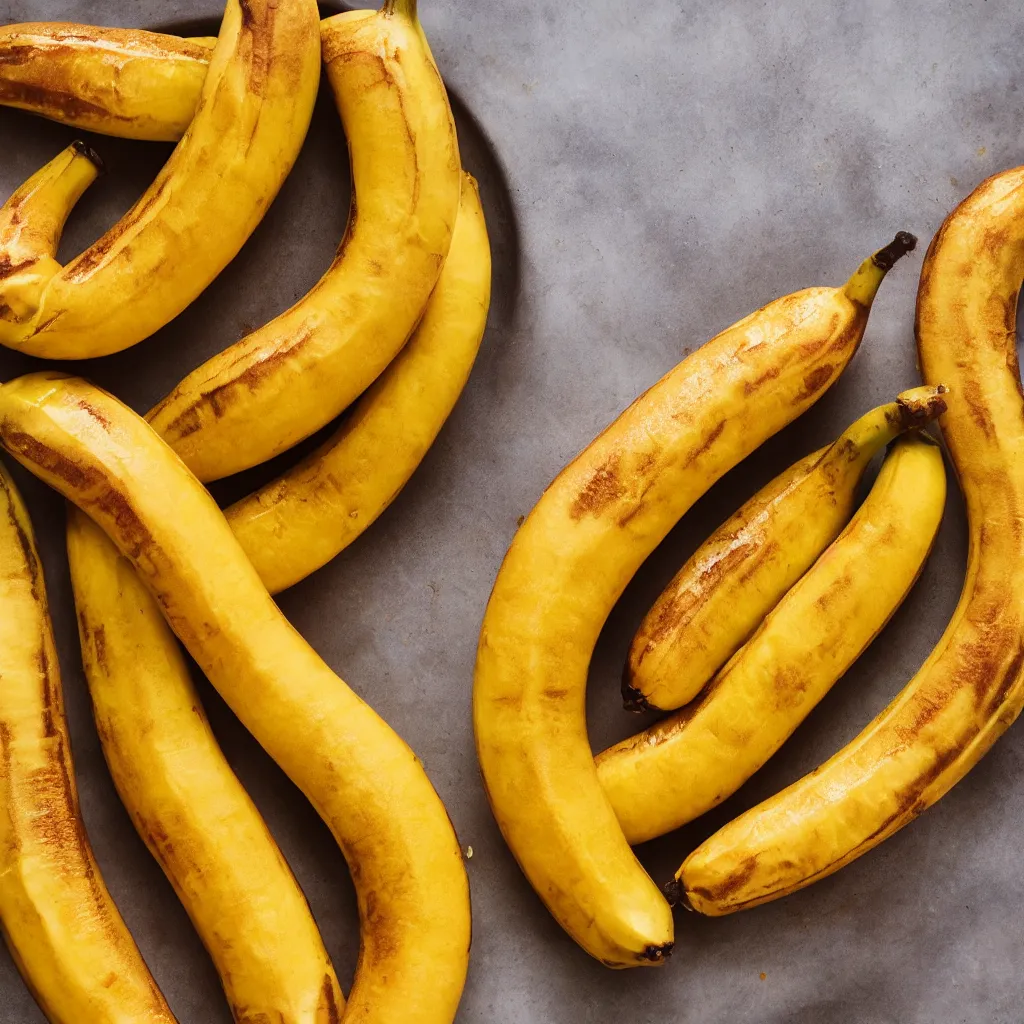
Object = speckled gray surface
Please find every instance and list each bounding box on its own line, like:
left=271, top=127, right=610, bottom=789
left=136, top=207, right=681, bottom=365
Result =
left=0, top=1, right=1022, bottom=1021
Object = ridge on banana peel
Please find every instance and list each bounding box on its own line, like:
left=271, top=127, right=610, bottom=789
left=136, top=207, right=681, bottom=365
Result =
left=147, top=0, right=463, bottom=482
left=678, top=165, right=1024, bottom=917
left=0, top=23, right=213, bottom=141
left=0, top=461, right=178, bottom=1024
left=625, top=388, right=948, bottom=713
left=0, top=0, right=321, bottom=359
left=599, top=419, right=948, bottom=847
left=66, top=509, right=346, bottom=1022
left=473, top=232, right=916, bottom=966
left=0, top=372, right=472, bottom=1024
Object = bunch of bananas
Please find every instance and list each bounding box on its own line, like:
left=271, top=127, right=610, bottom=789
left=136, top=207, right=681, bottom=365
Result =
left=0, top=1, right=489, bottom=1021
left=475, top=170, right=1024, bottom=968
left=2, top=0, right=1024, bottom=1015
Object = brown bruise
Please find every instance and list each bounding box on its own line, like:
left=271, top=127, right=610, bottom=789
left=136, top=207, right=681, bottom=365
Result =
left=569, top=453, right=627, bottom=520
left=683, top=419, right=727, bottom=468
left=688, top=854, right=760, bottom=905
left=0, top=78, right=128, bottom=125
left=795, top=364, right=835, bottom=402
left=153, top=323, right=317, bottom=439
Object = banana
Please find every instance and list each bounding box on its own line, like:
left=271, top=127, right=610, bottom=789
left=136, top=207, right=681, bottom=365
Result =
left=677, top=167, right=1024, bottom=916
left=0, top=0, right=321, bottom=359
left=624, top=390, right=946, bottom=712
left=0, top=141, right=103, bottom=327
left=600, top=425, right=947, bottom=847
left=473, top=233, right=916, bottom=966
left=0, top=23, right=211, bottom=141
left=66, top=509, right=345, bottom=1023
left=0, top=373, right=471, bottom=1024
left=0, top=460, right=176, bottom=1024
left=147, top=0, right=462, bottom=482
left=227, top=171, right=491, bottom=593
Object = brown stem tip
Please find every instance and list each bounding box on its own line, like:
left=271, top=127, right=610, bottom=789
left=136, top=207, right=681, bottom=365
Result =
left=871, top=231, right=917, bottom=272
left=896, top=384, right=948, bottom=425
left=621, top=670, right=654, bottom=714
left=640, top=942, right=674, bottom=963
left=71, top=140, right=106, bottom=175
left=663, top=877, right=694, bottom=912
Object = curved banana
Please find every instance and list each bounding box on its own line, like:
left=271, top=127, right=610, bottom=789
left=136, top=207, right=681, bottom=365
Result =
left=0, top=140, right=103, bottom=327
left=147, top=0, right=462, bottom=482
left=474, top=233, right=916, bottom=966
left=600, top=425, right=947, bottom=846
left=0, top=373, right=471, bottom=1024
left=228, top=171, right=491, bottom=593
left=0, top=0, right=321, bottom=359
left=66, top=510, right=345, bottom=1023
left=624, top=389, right=946, bottom=712
left=0, top=23, right=211, bottom=141
left=678, top=167, right=1024, bottom=916
left=0, top=461, right=176, bottom=1024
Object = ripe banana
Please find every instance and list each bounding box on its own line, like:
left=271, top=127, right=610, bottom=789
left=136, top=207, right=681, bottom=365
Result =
left=0, top=460, right=176, bottom=1024
left=0, top=140, right=103, bottom=327
left=0, top=372, right=471, bottom=1024
left=474, top=233, right=916, bottom=966
left=66, top=510, right=345, bottom=1023
left=678, top=167, right=1024, bottom=916
left=0, top=23, right=212, bottom=141
left=0, top=0, right=321, bottom=359
left=625, top=389, right=946, bottom=713
left=147, top=0, right=463, bottom=482
left=228, top=171, right=491, bottom=593
left=600, top=424, right=947, bottom=846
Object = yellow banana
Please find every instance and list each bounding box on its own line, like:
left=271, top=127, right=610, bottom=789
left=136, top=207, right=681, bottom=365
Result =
left=0, top=140, right=103, bottom=325
left=147, top=0, right=463, bottom=482
left=600, top=426, right=947, bottom=847
left=0, top=23, right=211, bottom=141
left=0, top=461, right=176, bottom=1024
left=0, top=373, right=471, bottom=1024
left=625, top=389, right=947, bottom=712
left=678, top=167, right=1024, bottom=916
left=474, top=233, right=916, bottom=966
left=0, top=0, right=321, bottom=359
left=66, top=510, right=345, bottom=1023
left=228, top=171, right=491, bottom=593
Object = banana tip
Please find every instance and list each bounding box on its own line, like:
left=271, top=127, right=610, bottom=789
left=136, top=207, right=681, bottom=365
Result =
left=663, top=877, right=694, bottom=912
left=71, top=140, right=106, bottom=176
left=897, top=384, right=948, bottom=424
left=640, top=942, right=674, bottom=963
left=621, top=670, right=655, bottom=714
left=872, top=231, right=918, bottom=272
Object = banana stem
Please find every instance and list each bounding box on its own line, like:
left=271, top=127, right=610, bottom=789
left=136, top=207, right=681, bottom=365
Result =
left=0, top=142, right=104, bottom=267
left=842, top=230, right=917, bottom=307
left=817, top=384, right=947, bottom=479
left=381, top=0, right=418, bottom=19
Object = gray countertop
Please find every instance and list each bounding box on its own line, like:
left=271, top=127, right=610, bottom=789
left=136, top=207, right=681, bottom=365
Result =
left=1, top=1, right=1021, bottom=1021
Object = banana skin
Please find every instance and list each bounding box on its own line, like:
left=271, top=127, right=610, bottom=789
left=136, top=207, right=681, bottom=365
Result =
left=600, top=426, right=947, bottom=846
left=67, top=509, right=345, bottom=1024
left=147, top=0, right=463, bottom=482
left=0, top=461, right=177, bottom=1024
left=679, top=167, right=1024, bottom=916
left=0, top=0, right=321, bottom=359
left=625, top=388, right=947, bottom=712
left=474, top=234, right=915, bottom=966
left=0, top=372, right=471, bottom=1024
left=0, top=23, right=212, bottom=141
left=228, top=171, right=491, bottom=594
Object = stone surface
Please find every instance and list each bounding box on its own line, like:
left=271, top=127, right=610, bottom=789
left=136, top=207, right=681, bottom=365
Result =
left=0, top=0, right=1022, bottom=1021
